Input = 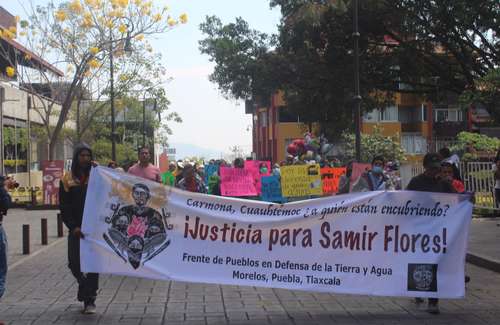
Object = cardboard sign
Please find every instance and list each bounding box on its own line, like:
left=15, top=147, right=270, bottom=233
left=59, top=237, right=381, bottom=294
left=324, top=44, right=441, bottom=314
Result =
left=207, top=175, right=220, bottom=195
left=280, top=165, right=322, bottom=197
left=220, top=167, right=257, bottom=197
left=204, top=164, right=219, bottom=185
left=260, top=175, right=284, bottom=202
left=321, top=167, right=347, bottom=195
left=42, top=160, right=64, bottom=205
left=244, top=160, right=271, bottom=195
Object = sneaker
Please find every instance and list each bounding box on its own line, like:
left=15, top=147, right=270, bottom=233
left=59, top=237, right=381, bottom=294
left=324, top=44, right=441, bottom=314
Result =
left=427, top=302, right=440, bottom=314
left=82, top=303, right=96, bottom=315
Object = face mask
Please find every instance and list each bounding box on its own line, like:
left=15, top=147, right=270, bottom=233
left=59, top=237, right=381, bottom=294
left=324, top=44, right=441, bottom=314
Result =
left=372, top=166, right=383, bottom=174
left=260, top=168, right=268, bottom=174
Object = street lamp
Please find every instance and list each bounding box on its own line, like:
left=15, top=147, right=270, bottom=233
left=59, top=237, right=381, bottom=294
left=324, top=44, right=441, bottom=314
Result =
left=352, top=0, right=362, bottom=161
left=110, top=29, right=133, bottom=162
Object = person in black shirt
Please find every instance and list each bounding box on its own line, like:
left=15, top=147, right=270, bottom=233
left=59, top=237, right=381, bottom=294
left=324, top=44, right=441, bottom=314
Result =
left=407, top=153, right=455, bottom=194
left=59, top=144, right=98, bottom=314
left=406, top=153, right=455, bottom=315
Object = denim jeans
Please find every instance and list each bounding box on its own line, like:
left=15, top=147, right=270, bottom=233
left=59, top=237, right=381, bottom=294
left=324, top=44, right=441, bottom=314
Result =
left=0, top=225, right=7, bottom=298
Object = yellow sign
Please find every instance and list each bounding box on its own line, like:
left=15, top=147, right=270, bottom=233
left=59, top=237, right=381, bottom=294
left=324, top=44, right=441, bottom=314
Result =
left=280, top=165, right=322, bottom=197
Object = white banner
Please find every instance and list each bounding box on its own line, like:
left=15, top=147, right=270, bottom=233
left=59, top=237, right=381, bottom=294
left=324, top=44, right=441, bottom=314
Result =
left=81, top=167, right=472, bottom=298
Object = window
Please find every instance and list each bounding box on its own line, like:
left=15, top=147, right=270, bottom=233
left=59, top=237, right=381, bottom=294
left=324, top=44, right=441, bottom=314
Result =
left=380, top=105, right=398, bottom=121
left=434, top=109, right=463, bottom=122
left=402, top=133, right=427, bottom=154
left=363, top=109, right=379, bottom=122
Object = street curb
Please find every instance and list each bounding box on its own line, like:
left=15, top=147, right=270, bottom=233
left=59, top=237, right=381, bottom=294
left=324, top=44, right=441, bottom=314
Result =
left=467, top=252, right=500, bottom=273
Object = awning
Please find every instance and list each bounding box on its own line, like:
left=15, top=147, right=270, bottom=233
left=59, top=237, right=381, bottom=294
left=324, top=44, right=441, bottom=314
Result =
left=1, top=35, right=64, bottom=77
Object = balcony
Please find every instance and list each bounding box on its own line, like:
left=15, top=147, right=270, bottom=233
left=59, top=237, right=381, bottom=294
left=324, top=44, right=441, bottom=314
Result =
left=433, top=121, right=466, bottom=137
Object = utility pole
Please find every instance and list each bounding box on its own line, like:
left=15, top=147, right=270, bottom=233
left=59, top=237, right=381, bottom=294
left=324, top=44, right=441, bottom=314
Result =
left=353, top=0, right=362, bottom=161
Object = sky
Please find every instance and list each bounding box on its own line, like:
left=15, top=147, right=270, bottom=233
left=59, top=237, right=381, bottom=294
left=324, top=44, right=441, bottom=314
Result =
left=3, top=0, right=282, bottom=159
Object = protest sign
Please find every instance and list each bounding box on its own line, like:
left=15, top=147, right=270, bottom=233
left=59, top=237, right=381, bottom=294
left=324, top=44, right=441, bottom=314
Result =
left=207, top=175, right=220, bottom=195
left=261, top=175, right=284, bottom=203
left=321, top=167, right=346, bottom=195
left=281, top=165, right=322, bottom=197
left=82, top=167, right=472, bottom=298
left=42, top=160, right=64, bottom=205
left=219, top=167, right=257, bottom=197
left=351, top=163, right=371, bottom=183
left=244, top=160, right=271, bottom=195
left=205, top=164, right=219, bottom=185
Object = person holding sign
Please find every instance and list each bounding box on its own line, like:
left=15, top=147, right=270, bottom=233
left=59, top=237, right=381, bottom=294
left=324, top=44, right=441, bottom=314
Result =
left=177, top=164, right=207, bottom=193
left=59, top=144, right=99, bottom=314
left=351, top=156, right=390, bottom=192
left=406, top=153, right=455, bottom=314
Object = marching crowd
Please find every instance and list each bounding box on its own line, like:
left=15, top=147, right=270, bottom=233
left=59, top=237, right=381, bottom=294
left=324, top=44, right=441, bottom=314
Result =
left=0, top=142, right=480, bottom=320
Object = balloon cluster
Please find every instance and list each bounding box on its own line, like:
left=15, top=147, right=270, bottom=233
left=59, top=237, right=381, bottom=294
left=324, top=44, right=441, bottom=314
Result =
left=286, top=133, right=333, bottom=162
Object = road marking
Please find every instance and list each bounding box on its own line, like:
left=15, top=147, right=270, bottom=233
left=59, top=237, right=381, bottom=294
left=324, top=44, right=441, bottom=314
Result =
left=9, top=237, right=65, bottom=270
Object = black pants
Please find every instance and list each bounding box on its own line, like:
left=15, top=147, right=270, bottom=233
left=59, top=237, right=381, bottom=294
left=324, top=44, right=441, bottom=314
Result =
left=495, top=189, right=500, bottom=210
left=68, top=234, right=99, bottom=304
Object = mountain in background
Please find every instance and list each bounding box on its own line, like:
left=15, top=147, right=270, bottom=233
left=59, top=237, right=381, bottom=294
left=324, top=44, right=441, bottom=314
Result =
left=166, top=143, right=225, bottom=160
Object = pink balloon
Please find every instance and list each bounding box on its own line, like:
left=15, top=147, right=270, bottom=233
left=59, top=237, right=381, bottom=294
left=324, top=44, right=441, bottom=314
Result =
left=287, top=143, right=298, bottom=156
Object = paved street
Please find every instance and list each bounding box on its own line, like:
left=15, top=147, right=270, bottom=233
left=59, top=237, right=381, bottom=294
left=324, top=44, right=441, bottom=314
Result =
left=1, top=214, right=500, bottom=325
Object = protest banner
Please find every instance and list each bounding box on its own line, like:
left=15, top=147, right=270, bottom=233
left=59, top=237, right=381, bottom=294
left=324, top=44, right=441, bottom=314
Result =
left=281, top=165, right=322, bottom=197
left=82, top=167, right=472, bottom=298
left=321, top=167, right=346, bottom=195
left=219, top=167, right=257, bottom=197
left=244, top=160, right=271, bottom=195
left=261, top=175, right=284, bottom=203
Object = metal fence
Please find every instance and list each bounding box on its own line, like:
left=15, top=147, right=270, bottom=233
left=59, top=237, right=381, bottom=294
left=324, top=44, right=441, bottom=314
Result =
left=401, top=161, right=497, bottom=210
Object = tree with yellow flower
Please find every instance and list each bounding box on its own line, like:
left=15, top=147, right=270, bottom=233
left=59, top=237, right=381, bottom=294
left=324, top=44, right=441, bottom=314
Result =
left=0, top=0, right=187, bottom=159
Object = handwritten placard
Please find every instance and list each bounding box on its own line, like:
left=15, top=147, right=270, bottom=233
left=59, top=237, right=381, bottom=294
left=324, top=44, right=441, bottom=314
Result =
left=220, top=167, right=257, bottom=197
left=244, top=160, right=271, bottom=195
left=260, top=175, right=284, bottom=202
left=280, top=164, right=322, bottom=197
left=321, top=167, right=347, bottom=195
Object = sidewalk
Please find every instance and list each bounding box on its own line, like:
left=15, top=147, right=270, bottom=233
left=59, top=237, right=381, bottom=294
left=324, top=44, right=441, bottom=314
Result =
left=1, top=239, right=500, bottom=324
left=3, top=209, right=65, bottom=266
left=0, top=211, right=499, bottom=324
left=467, top=218, right=500, bottom=272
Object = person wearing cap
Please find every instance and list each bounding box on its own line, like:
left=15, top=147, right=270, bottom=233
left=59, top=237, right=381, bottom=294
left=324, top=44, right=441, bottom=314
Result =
left=128, top=147, right=161, bottom=183
left=406, top=152, right=455, bottom=314
left=351, top=156, right=390, bottom=192
left=161, top=162, right=177, bottom=186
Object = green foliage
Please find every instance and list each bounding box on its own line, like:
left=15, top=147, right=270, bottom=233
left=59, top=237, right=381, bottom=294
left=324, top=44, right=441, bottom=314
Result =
left=342, top=127, right=406, bottom=163
left=2, top=127, right=28, bottom=151
left=460, top=69, right=500, bottom=122
left=449, top=132, right=500, bottom=161
left=200, top=0, right=499, bottom=137
left=91, top=139, right=137, bottom=167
